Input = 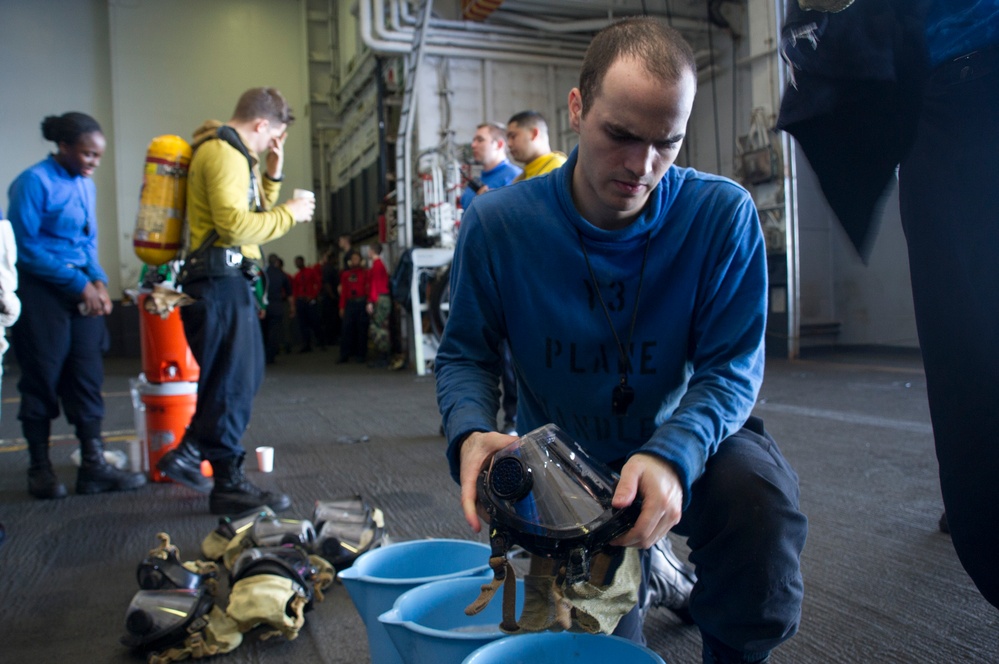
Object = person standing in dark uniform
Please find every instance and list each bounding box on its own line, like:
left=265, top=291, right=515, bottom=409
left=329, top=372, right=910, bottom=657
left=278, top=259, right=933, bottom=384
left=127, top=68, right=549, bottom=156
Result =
left=262, top=253, right=293, bottom=365
left=7, top=112, right=146, bottom=499
left=318, top=247, right=340, bottom=346
left=337, top=249, right=369, bottom=363
left=291, top=254, right=323, bottom=353
left=156, top=88, right=315, bottom=515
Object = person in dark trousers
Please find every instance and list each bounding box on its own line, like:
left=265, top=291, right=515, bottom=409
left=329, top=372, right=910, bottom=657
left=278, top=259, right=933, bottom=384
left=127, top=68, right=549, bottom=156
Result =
left=777, top=0, right=999, bottom=610
left=318, top=247, right=340, bottom=345
left=262, top=252, right=294, bottom=365
left=436, top=19, right=806, bottom=663
left=156, top=87, right=315, bottom=515
left=365, top=242, right=391, bottom=367
left=337, top=249, right=369, bottom=364
left=6, top=112, right=146, bottom=500
left=291, top=254, right=323, bottom=352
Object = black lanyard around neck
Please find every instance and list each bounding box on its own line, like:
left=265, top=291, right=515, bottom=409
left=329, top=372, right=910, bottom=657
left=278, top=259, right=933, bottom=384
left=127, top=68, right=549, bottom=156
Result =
left=76, top=178, right=91, bottom=237
left=577, top=229, right=653, bottom=416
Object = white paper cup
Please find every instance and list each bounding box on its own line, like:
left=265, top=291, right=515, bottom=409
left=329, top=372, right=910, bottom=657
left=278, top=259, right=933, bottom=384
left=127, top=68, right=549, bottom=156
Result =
left=293, top=188, right=315, bottom=200
left=256, top=446, right=275, bottom=473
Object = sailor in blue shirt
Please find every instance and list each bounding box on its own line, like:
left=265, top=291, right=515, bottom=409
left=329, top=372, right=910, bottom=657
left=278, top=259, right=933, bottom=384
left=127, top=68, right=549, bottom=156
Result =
left=7, top=111, right=145, bottom=500
left=459, top=122, right=522, bottom=211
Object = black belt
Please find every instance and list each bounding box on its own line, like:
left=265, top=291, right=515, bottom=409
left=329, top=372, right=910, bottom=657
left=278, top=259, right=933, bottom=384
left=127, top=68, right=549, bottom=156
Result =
left=179, top=246, right=245, bottom=284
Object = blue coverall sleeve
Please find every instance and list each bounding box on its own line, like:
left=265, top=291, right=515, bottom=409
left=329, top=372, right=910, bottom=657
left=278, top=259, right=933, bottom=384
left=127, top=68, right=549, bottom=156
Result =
left=8, top=172, right=91, bottom=296
left=435, top=207, right=506, bottom=483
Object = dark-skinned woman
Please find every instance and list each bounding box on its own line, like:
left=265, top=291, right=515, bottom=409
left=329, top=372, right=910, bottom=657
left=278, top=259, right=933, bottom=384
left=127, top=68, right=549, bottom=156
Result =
left=7, top=112, right=146, bottom=499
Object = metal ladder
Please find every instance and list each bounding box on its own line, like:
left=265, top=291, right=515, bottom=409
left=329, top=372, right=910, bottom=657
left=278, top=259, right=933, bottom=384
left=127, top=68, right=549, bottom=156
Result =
left=394, top=0, right=434, bottom=249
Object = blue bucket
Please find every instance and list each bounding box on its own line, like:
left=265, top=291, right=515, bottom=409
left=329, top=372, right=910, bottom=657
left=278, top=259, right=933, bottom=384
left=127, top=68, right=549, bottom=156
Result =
left=339, top=539, right=492, bottom=664
left=462, top=632, right=667, bottom=664
left=379, top=576, right=525, bottom=664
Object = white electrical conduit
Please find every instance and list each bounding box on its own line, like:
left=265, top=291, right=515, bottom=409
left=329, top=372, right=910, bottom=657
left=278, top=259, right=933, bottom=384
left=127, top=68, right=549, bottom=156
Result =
left=490, top=8, right=713, bottom=34
left=376, top=0, right=587, bottom=59
left=400, top=0, right=713, bottom=35
left=358, top=0, right=586, bottom=67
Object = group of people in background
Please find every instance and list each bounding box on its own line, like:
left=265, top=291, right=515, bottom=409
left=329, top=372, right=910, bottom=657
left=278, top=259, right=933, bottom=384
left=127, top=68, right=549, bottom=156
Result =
left=260, top=235, right=393, bottom=369
left=459, top=110, right=567, bottom=437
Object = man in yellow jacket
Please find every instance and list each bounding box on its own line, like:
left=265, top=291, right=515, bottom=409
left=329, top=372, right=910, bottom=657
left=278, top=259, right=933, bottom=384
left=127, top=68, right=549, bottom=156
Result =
left=158, top=87, right=315, bottom=515
left=506, top=110, right=567, bottom=182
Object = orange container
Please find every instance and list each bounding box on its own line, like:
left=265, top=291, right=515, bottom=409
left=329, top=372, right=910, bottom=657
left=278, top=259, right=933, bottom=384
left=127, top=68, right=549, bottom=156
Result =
left=140, top=381, right=202, bottom=483
left=138, top=293, right=200, bottom=383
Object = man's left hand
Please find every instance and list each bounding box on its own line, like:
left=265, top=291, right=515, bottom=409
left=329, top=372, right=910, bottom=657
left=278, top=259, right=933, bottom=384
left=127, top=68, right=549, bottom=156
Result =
left=610, top=453, right=683, bottom=549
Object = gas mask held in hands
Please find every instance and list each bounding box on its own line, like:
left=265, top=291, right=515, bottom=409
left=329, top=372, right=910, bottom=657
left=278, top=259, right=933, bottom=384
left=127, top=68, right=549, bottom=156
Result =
left=467, top=423, right=643, bottom=634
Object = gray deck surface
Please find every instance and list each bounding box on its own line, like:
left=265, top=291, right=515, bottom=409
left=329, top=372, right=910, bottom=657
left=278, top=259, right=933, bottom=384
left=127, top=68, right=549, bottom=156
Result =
left=0, top=347, right=996, bottom=663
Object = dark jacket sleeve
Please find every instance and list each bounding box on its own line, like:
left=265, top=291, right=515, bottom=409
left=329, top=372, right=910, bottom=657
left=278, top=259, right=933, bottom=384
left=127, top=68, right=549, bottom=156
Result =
left=775, top=0, right=930, bottom=260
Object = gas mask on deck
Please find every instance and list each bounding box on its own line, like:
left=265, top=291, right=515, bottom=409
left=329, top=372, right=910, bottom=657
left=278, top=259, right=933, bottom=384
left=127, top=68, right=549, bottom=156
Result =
left=121, top=588, right=214, bottom=652
left=313, top=495, right=387, bottom=570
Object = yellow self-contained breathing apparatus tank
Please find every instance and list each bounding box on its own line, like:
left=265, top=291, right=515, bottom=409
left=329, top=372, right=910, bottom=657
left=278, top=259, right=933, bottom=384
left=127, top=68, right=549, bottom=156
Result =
left=133, top=135, right=192, bottom=266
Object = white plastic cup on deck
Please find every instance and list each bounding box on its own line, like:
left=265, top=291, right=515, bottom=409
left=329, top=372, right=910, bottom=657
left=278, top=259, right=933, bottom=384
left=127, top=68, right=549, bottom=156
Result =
left=256, top=446, right=275, bottom=473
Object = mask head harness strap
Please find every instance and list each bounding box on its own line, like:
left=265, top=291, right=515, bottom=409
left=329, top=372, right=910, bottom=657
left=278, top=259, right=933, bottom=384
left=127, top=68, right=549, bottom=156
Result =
left=464, top=530, right=520, bottom=633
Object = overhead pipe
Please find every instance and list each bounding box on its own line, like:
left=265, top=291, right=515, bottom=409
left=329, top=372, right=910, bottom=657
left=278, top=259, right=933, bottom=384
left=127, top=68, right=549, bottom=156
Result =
left=493, top=11, right=713, bottom=34
left=370, top=0, right=590, bottom=59
left=358, top=0, right=585, bottom=68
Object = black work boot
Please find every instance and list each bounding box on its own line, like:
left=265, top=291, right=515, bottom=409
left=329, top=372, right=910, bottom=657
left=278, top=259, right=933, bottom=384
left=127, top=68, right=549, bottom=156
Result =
left=24, top=419, right=67, bottom=500
left=643, top=536, right=696, bottom=624
left=209, top=454, right=291, bottom=515
left=76, top=436, right=147, bottom=495
left=156, top=437, right=212, bottom=493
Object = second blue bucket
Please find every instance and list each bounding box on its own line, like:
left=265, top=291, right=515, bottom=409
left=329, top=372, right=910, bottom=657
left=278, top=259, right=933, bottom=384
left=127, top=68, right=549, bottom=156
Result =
left=339, top=538, right=492, bottom=664
left=379, top=576, right=525, bottom=664
left=462, top=631, right=667, bottom=664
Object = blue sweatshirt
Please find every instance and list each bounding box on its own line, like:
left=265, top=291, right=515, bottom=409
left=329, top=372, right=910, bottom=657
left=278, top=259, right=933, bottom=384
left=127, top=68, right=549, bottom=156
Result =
left=460, top=160, right=523, bottom=210
left=926, top=0, right=999, bottom=66
left=436, top=148, right=767, bottom=505
left=7, top=155, right=108, bottom=296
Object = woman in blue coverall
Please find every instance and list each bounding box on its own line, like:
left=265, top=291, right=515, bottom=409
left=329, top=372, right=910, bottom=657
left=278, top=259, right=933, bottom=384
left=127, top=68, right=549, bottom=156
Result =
left=7, top=112, right=145, bottom=499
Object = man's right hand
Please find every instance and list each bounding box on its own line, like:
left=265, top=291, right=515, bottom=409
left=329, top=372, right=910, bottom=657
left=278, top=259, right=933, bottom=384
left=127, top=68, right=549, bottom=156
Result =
left=458, top=430, right=518, bottom=532
left=285, top=196, right=316, bottom=223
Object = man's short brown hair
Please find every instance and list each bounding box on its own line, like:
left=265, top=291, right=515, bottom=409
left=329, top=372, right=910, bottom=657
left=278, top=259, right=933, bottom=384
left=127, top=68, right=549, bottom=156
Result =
left=477, top=122, right=506, bottom=143
left=232, top=87, right=295, bottom=126
left=579, top=17, right=696, bottom=116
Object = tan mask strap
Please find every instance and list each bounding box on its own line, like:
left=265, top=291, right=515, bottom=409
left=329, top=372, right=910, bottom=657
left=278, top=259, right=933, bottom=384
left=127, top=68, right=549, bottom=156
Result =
left=463, top=554, right=521, bottom=633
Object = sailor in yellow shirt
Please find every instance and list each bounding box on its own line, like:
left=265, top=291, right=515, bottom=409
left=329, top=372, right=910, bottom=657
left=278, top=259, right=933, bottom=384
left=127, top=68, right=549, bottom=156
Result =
left=506, top=110, right=568, bottom=182
left=158, top=87, right=315, bottom=515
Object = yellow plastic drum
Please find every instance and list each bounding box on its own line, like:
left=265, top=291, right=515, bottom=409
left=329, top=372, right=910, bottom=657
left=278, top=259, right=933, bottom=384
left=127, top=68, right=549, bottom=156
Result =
left=133, top=135, right=192, bottom=266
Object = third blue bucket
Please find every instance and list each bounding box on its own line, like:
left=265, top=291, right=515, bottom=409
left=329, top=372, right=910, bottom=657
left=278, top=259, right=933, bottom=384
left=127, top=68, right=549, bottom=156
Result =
left=462, top=631, right=667, bottom=664
left=339, top=538, right=492, bottom=664
left=379, top=576, right=525, bottom=664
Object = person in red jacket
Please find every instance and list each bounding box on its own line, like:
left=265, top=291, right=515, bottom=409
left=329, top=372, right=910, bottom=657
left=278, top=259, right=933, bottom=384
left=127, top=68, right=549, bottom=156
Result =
left=365, top=242, right=391, bottom=367
left=291, top=255, right=323, bottom=353
left=337, top=249, right=369, bottom=364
